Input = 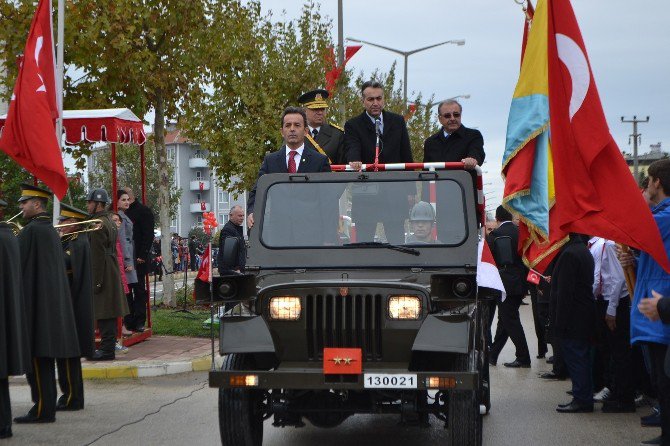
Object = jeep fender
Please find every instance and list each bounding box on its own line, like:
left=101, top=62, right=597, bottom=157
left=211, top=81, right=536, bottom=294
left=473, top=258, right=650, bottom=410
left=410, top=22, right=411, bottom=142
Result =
left=219, top=316, right=276, bottom=354
left=411, top=314, right=471, bottom=354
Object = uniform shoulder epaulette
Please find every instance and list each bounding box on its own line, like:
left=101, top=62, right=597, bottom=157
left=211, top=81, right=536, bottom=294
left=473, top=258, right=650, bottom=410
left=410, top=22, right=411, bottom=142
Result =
left=329, top=122, right=344, bottom=132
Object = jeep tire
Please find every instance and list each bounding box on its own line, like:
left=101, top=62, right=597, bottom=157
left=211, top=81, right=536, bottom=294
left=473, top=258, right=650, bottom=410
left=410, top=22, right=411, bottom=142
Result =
left=218, top=354, right=264, bottom=446
left=448, top=390, right=482, bottom=446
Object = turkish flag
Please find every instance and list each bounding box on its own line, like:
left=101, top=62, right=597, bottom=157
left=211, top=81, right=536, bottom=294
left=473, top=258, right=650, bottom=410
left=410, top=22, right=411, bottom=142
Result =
left=200, top=201, right=206, bottom=211
left=325, top=45, right=362, bottom=93
left=526, top=269, right=541, bottom=285
left=196, top=245, right=210, bottom=283
left=547, top=0, right=670, bottom=272
left=0, top=0, right=67, bottom=199
left=476, top=239, right=506, bottom=301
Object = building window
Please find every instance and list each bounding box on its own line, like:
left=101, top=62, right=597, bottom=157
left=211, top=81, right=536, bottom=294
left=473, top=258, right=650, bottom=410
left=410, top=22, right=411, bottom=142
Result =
left=167, top=147, right=175, bottom=160
left=197, top=216, right=203, bottom=224
left=195, top=170, right=202, bottom=179
left=218, top=190, right=230, bottom=205
left=219, top=213, right=228, bottom=225
left=196, top=193, right=201, bottom=201
left=171, top=216, right=177, bottom=227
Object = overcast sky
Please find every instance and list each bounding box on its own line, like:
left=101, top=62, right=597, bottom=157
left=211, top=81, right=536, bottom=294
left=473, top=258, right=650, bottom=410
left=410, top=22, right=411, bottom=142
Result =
left=259, top=0, right=669, bottom=210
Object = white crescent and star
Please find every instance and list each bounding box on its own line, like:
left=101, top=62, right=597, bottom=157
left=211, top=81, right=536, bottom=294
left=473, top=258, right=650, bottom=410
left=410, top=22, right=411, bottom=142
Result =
left=556, top=33, right=590, bottom=121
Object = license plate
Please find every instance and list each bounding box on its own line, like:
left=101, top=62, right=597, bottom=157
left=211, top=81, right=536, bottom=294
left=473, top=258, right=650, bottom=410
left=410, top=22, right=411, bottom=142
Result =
left=363, top=373, right=418, bottom=389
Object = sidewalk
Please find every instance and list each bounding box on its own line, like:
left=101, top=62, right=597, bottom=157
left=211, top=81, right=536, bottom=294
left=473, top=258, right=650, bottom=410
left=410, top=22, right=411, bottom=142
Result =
left=82, top=335, right=219, bottom=379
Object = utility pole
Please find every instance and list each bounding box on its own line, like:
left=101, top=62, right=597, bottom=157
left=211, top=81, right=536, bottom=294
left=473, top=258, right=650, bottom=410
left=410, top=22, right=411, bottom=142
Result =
left=621, top=115, right=649, bottom=181
left=337, top=0, right=344, bottom=122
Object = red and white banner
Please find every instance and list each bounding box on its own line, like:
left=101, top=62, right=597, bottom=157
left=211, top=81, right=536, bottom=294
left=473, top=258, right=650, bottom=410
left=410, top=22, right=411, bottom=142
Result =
left=196, top=244, right=210, bottom=283
left=0, top=0, right=67, bottom=199
left=476, top=239, right=506, bottom=301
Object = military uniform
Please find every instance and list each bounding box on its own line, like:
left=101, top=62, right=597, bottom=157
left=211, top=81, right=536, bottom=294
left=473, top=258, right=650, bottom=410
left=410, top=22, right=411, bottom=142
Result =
left=88, top=189, right=129, bottom=360
left=14, top=185, right=80, bottom=424
left=299, top=89, right=345, bottom=164
left=0, top=199, right=30, bottom=437
left=56, top=204, right=95, bottom=411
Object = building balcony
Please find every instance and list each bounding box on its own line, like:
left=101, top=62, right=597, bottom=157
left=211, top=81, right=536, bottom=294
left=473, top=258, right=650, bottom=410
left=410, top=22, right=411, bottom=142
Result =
left=189, top=154, right=207, bottom=168
left=189, top=201, right=211, bottom=213
left=190, top=179, right=211, bottom=191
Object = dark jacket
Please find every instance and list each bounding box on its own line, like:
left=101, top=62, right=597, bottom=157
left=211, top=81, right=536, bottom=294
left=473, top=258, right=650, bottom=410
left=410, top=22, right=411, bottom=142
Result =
left=125, top=199, right=155, bottom=276
left=423, top=125, right=485, bottom=165
left=62, top=233, right=96, bottom=357
left=550, top=237, right=596, bottom=340
left=217, top=220, right=246, bottom=275
left=308, top=122, right=345, bottom=164
left=18, top=213, right=80, bottom=358
left=344, top=110, right=413, bottom=164
left=0, top=223, right=29, bottom=377
left=89, top=211, right=129, bottom=320
left=247, top=145, right=331, bottom=214
left=487, top=221, right=528, bottom=297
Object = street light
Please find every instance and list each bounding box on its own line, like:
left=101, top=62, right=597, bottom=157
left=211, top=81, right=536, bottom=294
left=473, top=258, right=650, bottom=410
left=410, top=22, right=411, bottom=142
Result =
left=346, top=37, right=465, bottom=105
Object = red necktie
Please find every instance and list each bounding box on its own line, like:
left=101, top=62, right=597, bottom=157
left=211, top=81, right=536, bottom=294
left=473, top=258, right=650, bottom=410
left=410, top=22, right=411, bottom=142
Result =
left=288, top=150, right=298, bottom=173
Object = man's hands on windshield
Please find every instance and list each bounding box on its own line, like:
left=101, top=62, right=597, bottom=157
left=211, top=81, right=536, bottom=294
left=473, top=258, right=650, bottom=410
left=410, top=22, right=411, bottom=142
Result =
left=247, top=213, right=254, bottom=229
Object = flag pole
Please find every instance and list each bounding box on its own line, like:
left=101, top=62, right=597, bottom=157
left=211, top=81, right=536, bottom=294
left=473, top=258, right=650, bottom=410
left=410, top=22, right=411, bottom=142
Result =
left=52, top=0, right=65, bottom=225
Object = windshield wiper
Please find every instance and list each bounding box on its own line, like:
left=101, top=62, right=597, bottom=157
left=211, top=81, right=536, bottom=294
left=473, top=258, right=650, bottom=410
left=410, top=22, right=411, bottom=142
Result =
left=343, top=241, right=420, bottom=256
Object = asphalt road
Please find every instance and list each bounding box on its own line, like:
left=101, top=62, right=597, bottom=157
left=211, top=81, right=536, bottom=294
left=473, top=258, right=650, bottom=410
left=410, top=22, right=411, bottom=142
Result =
left=4, top=304, right=655, bottom=446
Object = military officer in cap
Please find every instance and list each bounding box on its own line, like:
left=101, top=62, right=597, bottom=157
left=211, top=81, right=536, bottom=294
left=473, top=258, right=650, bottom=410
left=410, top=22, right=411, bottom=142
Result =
left=56, top=204, right=95, bottom=410
left=0, top=199, right=30, bottom=438
left=14, top=184, right=80, bottom=424
left=86, top=188, right=129, bottom=361
left=298, top=88, right=345, bottom=164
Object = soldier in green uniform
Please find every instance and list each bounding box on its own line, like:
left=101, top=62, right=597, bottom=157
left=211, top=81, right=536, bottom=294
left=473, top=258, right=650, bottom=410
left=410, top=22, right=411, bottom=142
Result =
left=56, top=204, right=95, bottom=410
left=0, top=199, right=30, bottom=438
left=14, top=185, right=80, bottom=424
left=298, top=89, right=345, bottom=164
left=86, top=189, right=129, bottom=361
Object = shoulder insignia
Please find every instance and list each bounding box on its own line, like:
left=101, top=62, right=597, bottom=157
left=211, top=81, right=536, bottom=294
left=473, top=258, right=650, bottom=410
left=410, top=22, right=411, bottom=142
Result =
left=329, top=122, right=344, bottom=132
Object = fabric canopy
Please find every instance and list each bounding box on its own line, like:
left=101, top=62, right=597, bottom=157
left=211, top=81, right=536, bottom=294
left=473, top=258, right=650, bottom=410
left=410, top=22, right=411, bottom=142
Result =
left=0, top=108, right=146, bottom=145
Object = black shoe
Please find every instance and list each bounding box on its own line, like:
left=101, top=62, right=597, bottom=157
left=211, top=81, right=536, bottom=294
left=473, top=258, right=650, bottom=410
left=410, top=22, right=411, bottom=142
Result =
left=14, top=413, right=55, bottom=424
left=56, top=399, right=83, bottom=411
left=0, top=426, right=12, bottom=439
left=546, top=356, right=554, bottom=364
left=489, top=358, right=497, bottom=366
left=641, top=436, right=662, bottom=445
left=504, top=360, right=531, bottom=368
left=134, top=325, right=145, bottom=333
left=641, top=409, right=661, bottom=427
left=90, top=350, right=115, bottom=361
left=602, top=401, right=636, bottom=413
left=536, top=353, right=547, bottom=359
left=539, top=371, right=567, bottom=380
left=556, top=401, right=593, bottom=413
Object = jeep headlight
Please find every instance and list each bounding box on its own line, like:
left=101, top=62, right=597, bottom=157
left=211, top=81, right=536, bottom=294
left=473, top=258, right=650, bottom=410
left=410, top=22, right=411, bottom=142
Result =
left=269, top=296, right=302, bottom=320
left=388, top=295, right=421, bottom=320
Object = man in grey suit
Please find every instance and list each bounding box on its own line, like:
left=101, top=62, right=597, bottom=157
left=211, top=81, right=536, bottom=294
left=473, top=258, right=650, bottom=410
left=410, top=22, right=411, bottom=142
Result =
left=298, top=89, right=345, bottom=164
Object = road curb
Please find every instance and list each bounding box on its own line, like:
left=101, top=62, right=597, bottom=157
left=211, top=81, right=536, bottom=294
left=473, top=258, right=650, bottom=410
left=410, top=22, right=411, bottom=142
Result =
left=82, top=354, right=214, bottom=379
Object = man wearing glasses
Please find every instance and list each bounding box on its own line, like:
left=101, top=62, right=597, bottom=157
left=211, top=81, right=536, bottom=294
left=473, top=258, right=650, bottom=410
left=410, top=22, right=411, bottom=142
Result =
left=423, top=99, right=485, bottom=169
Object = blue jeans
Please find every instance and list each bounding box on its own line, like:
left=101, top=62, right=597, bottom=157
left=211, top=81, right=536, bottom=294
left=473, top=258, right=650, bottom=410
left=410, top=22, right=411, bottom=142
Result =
left=560, top=338, right=593, bottom=404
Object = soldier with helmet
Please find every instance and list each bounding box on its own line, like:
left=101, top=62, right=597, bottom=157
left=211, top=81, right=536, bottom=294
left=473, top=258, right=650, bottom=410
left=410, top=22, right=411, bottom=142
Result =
left=0, top=199, right=29, bottom=437
left=56, top=204, right=95, bottom=410
left=298, top=89, right=345, bottom=164
left=86, top=188, right=129, bottom=361
left=14, top=184, right=80, bottom=424
left=406, top=201, right=439, bottom=244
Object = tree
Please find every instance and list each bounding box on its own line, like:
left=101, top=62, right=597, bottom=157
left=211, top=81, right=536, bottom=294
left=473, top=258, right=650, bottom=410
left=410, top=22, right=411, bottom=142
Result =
left=181, top=1, right=332, bottom=193
left=87, top=138, right=181, bottom=220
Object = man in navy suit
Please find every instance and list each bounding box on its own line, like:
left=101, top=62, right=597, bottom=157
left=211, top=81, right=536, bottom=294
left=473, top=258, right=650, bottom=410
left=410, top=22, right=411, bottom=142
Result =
left=344, top=81, right=414, bottom=244
left=247, top=107, right=332, bottom=241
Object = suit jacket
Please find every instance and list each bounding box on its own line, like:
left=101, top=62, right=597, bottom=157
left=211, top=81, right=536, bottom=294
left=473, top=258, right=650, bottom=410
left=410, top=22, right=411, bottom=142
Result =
left=308, top=123, right=345, bottom=164
left=344, top=110, right=413, bottom=164
left=487, top=221, right=528, bottom=296
left=125, top=199, right=155, bottom=276
left=550, top=237, right=596, bottom=340
left=423, top=124, right=485, bottom=165
left=247, top=145, right=331, bottom=214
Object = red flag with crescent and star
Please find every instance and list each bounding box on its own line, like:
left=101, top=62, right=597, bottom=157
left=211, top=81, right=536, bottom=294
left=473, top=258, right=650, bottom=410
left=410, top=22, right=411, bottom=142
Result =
left=0, top=0, right=67, bottom=199
left=547, top=0, right=670, bottom=271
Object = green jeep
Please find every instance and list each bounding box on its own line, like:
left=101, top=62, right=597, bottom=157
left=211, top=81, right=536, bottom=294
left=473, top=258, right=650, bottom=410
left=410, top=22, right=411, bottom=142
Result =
left=207, top=165, right=490, bottom=445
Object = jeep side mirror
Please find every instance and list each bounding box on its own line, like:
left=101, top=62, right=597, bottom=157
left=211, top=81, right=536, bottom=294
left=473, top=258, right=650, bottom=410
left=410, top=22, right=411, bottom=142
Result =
left=222, top=236, right=239, bottom=267
left=194, top=274, right=256, bottom=304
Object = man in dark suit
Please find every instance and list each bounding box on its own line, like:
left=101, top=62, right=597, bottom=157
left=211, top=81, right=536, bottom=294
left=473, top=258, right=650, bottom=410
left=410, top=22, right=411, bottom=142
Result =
left=247, top=106, right=332, bottom=231
left=299, top=89, right=345, bottom=164
left=344, top=80, right=414, bottom=244
left=122, top=187, right=154, bottom=332
left=552, top=233, right=596, bottom=413
left=423, top=99, right=485, bottom=169
left=487, top=205, right=531, bottom=368
left=217, top=205, right=246, bottom=275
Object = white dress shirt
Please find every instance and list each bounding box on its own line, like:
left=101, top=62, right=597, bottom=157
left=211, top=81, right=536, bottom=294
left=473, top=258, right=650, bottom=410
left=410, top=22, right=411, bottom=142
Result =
left=285, top=144, right=305, bottom=170
left=366, top=112, right=384, bottom=134
left=589, top=237, right=628, bottom=316
left=308, top=126, right=321, bottom=137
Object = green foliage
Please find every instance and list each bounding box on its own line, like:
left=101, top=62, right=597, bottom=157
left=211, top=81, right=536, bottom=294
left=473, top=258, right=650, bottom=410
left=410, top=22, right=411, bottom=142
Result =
left=87, top=139, right=180, bottom=220
left=187, top=226, right=208, bottom=246
left=151, top=307, right=212, bottom=337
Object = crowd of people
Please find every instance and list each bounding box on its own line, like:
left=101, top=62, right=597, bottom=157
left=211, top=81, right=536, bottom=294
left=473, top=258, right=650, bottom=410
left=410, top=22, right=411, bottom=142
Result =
left=484, top=158, right=670, bottom=445
left=0, top=184, right=154, bottom=438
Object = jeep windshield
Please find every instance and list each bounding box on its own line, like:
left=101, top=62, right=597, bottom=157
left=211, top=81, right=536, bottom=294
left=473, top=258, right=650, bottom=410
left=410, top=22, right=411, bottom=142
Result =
left=259, top=177, right=468, bottom=248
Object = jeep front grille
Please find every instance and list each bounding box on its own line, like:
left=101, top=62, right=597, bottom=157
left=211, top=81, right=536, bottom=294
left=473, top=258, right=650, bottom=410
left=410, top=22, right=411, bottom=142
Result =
left=306, top=294, right=383, bottom=362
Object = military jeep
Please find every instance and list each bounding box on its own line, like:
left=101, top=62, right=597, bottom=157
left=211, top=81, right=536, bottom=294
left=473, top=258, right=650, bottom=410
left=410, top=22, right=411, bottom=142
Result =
left=208, top=165, right=489, bottom=445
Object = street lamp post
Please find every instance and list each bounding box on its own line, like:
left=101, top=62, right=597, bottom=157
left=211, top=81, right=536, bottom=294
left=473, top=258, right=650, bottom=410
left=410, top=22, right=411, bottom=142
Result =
left=346, top=37, right=465, bottom=105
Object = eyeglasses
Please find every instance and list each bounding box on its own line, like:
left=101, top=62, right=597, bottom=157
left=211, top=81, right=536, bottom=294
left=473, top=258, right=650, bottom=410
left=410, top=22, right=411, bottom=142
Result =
left=440, top=112, right=461, bottom=119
